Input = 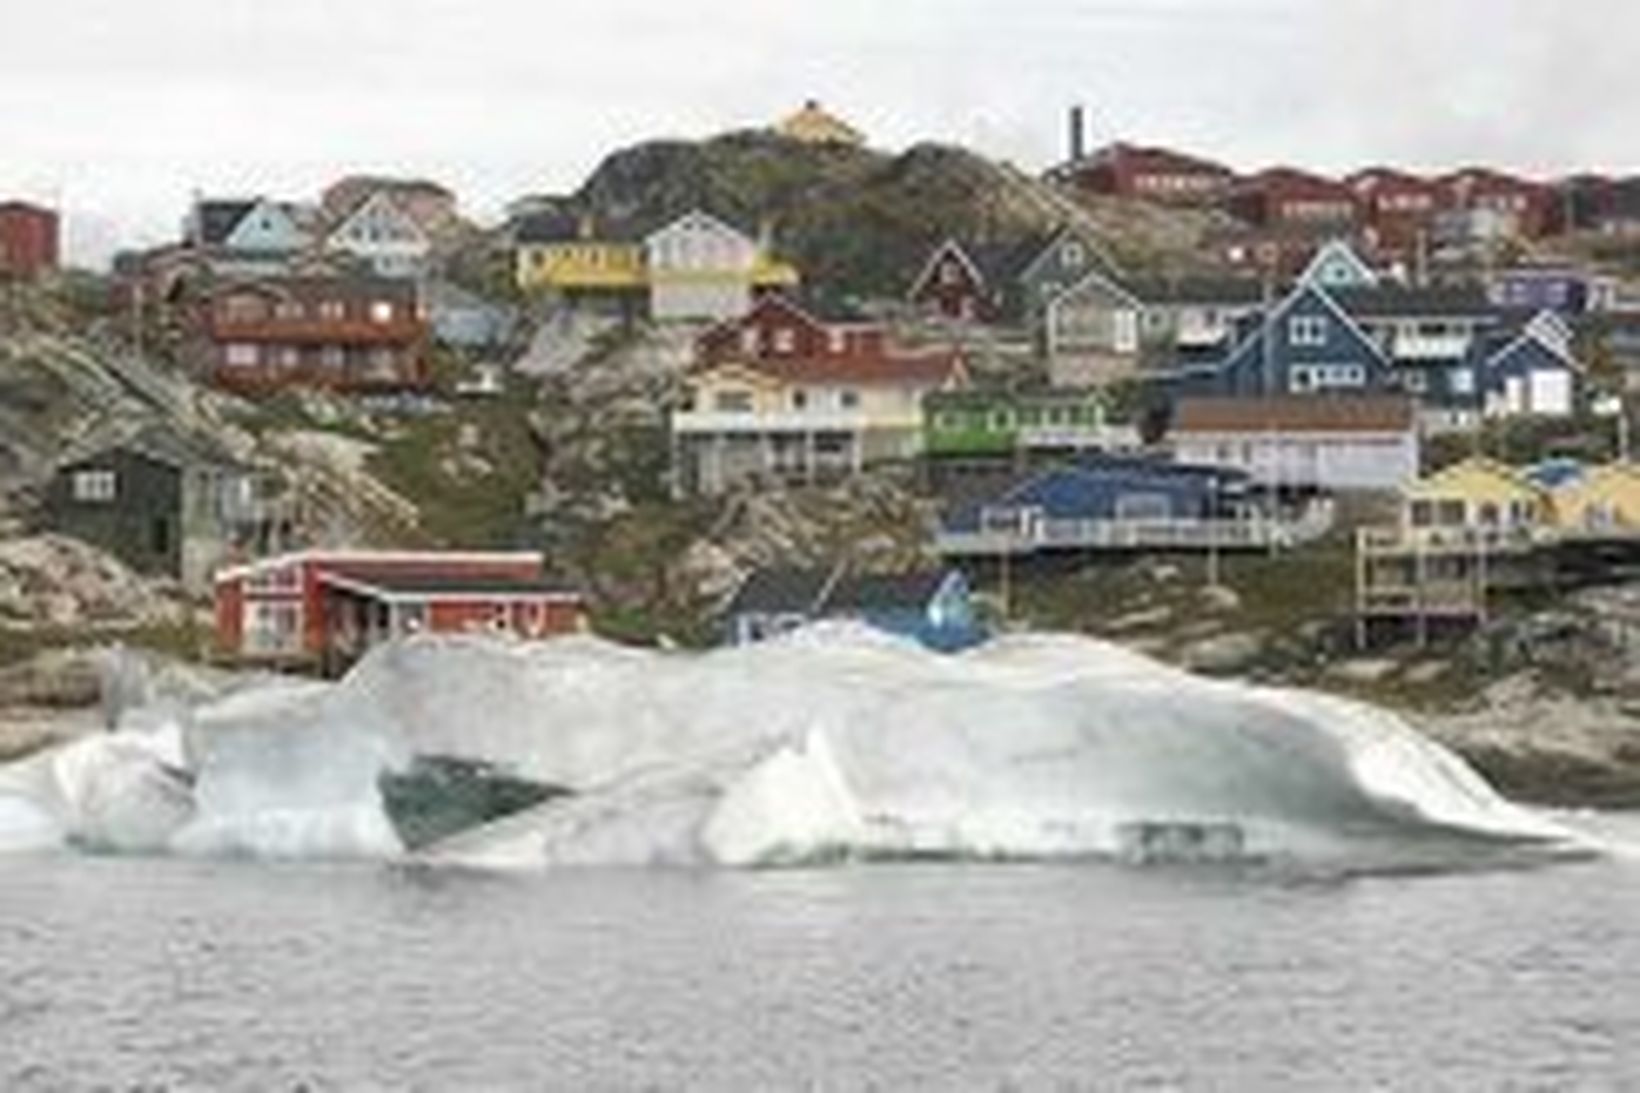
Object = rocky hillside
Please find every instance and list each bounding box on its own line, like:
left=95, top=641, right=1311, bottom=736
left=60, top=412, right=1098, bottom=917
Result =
left=513, top=130, right=1231, bottom=304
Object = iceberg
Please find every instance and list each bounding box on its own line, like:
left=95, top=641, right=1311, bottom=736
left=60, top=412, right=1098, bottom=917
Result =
left=0, top=626, right=1590, bottom=870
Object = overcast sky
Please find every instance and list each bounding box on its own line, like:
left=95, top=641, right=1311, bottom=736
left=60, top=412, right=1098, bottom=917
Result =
left=3, top=0, right=1636, bottom=265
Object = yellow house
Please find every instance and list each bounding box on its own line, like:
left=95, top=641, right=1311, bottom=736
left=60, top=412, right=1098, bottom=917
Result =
left=514, top=213, right=645, bottom=294
left=774, top=100, right=865, bottom=147
left=1400, top=457, right=1548, bottom=531
left=1546, top=462, right=1640, bottom=533
left=672, top=350, right=966, bottom=494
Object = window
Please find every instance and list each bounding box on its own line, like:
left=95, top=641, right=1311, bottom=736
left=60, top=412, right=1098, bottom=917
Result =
left=1063, top=242, right=1085, bottom=269
left=940, top=260, right=963, bottom=286
left=274, top=300, right=305, bottom=321
left=224, top=343, right=260, bottom=367
left=1289, top=315, right=1328, bottom=347
left=369, top=301, right=395, bottom=324
left=740, top=328, right=759, bottom=354
left=490, top=604, right=512, bottom=633
left=278, top=347, right=302, bottom=369
left=839, top=389, right=861, bottom=410
left=1449, top=367, right=1475, bottom=395
left=1402, top=370, right=1428, bottom=393
left=827, top=329, right=846, bottom=354
left=71, top=469, right=116, bottom=503
left=714, top=390, right=753, bottom=413
left=221, top=294, right=268, bottom=323
left=791, top=390, right=808, bottom=411
left=243, top=601, right=302, bottom=656
left=321, top=346, right=346, bottom=371
left=318, top=300, right=347, bottom=321
left=773, top=328, right=796, bottom=354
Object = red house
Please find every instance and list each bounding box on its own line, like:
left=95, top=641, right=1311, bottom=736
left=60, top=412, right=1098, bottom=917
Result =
left=1348, top=167, right=1442, bottom=254
left=1438, top=168, right=1557, bottom=239
left=1055, top=143, right=1235, bottom=206
left=0, top=201, right=61, bottom=280
left=1228, top=168, right=1360, bottom=231
left=204, top=275, right=429, bottom=394
left=695, top=293, right=886, bottom=366
left=213, top=550, right=586, bottom=672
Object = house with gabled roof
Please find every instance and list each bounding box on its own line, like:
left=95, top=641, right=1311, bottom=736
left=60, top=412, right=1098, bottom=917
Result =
left=1166, top=279, right=1396, bottom=400
left=512, top=210, right=647, bottom=304
left=906, top=236, right=1044, bottom=324
left=1013, top=224, right=1111, bottom=323
left=1042, top=267, right=1266, bottom=385
left=1480, top=310, right=1583, bottom=418
left=645, top=209, right=799, bottom=323
left=1297, top=239, right=1380, bottom=289
left=324, top=190, right=431, bottom=278
left=186, top=197, right=308, bottom=255
left=46, top=423, right=274, bottom=591
left=1170, top=395, right=1420, bottom=492
left=672, top=303, right=967, bottom=494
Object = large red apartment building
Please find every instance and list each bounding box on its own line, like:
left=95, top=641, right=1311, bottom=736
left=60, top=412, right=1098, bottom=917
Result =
left=204, top=275, right=428, bottom=394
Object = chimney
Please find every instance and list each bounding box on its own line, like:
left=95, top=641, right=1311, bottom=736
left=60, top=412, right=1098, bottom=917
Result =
left=1069, top=106, right=1087, bottom=163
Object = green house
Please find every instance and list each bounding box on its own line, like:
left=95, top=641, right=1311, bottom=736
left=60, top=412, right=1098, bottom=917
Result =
left=923, top=388, right=1113, bottom=458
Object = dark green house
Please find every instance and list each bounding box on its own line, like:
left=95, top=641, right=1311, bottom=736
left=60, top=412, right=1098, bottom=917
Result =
left=922, top=388, right=1126, bottom=458
left=46, top=425, right=271, bottom=591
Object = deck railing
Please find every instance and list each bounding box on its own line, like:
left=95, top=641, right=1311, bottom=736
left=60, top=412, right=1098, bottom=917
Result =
left=938, top=503, right=1334, bottom=556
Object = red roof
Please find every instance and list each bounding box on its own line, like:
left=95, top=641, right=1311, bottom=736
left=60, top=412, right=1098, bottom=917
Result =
left=708, top=347, right=962, bottom=387
left=1173, top=396, right=1417, bottom=434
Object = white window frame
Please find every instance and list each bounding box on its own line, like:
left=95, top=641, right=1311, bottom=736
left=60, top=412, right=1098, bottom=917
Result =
left=773, top=328, right=797, bottom=354
left=71, top=469, right=117, bottom=503
left=224, top=343, right=260, bottom=367
left=1289, top=315, right=1328, bottom=347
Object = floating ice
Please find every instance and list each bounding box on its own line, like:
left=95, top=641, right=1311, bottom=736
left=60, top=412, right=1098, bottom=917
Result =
left=0, top=626, right=1590, bottom=870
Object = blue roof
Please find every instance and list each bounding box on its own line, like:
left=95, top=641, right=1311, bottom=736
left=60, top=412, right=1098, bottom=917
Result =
left=1526, top=458, right=1586, bottom=489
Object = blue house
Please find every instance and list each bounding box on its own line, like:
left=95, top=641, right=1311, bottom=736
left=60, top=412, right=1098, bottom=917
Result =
left=1478, top=313, right=1582, bottom=417
left=1167, top=281, right=1396, bottom=401
left=941, top=456, right=1252, bottom=541
left=724, top=566, right=985, bottom=652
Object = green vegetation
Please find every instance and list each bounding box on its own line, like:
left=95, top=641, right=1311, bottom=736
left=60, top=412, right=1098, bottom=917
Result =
left=364, top=387, right=544, bottom=549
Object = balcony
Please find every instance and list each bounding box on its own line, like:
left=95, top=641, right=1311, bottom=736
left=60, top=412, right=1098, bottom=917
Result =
left=210, top=317, right=425, bottom=345
left=938, top=506, right=1334, bottom=557
left=672, top=409, right=896, bottom=435
left=1392, top=333, right=1472, bottom=361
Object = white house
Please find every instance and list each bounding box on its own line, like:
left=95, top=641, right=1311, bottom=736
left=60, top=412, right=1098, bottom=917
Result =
left=324, top=191, right=431, bottom=279
left=644, top=210, right=797, bottom=323
left=1170, top=395, right=1420, bottom=493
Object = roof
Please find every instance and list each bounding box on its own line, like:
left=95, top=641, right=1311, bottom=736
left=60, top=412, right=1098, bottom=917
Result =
left=1121, top=275, right=1269, bottom=306
left=194, top=200, right=257, bottom=246
left=760, top=349, right=963, bottom=387
left=1080, top=142, right=1234, bottom=177
left=728, top=566, right=948, bottom=616
left=319, top=571, right=580, bottom=600
left=62, top=422, right=246, bottom=472
left=512, top=210, right=632, bottom=245
left=1526, top=458, right=1587, bottom=490
left=215, top=549, right=544, bottom=584
left=1330, top=283, right=1496, bottom=318
left=213, top=273, right=420, bottom=306
left=1172, top=395, right=1418, bottom=434
left=1404, top=456, right=1545, bottom=498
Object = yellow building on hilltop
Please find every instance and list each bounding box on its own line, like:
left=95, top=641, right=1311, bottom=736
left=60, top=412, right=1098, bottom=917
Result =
left=774, top=100, right=865, bottom=147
